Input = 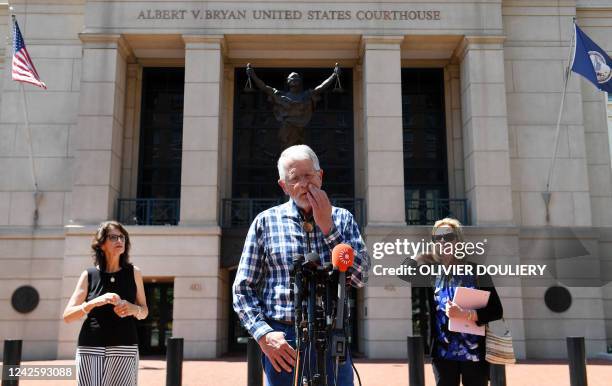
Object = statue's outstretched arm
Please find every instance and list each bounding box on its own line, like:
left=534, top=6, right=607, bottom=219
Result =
left=313, top=63, right=340, bottom=95
left=246, top=63, right=274, bottom=96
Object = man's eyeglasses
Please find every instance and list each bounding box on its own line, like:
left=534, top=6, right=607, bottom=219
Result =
left=108, top=234, right=126, bottom=243
left=286, top=171, right=319, bottom=187
left=432, top=233, right=457, bottom=242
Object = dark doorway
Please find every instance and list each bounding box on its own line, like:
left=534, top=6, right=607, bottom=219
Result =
left=401, top=68, right=449, bottom=224
left=411, top=288, right=432, bottom=355
left=227, top=269, right=248, bottom=353
left=137, top=282, right=174, bottom=356
left=232, top=67, right=354, bottom=199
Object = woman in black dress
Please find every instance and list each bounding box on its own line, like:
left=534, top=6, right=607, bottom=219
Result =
left=63, top=221, right=148, bottom=386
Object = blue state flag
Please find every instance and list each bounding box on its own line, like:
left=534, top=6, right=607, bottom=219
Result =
left=571, top=24, right=612, bottom=92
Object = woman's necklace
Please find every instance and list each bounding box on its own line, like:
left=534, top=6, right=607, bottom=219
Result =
left=107, top=267, right=120, bottom=283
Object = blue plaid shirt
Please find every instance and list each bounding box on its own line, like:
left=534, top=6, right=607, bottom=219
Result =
left=232, top=199, right=370, bottom=341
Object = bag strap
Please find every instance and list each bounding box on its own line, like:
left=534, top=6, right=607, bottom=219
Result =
left=475, top=270, right=511, bottom=335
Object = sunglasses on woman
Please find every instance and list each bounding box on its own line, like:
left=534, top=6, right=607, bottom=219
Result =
left=432, top=232, right=457, bottom=242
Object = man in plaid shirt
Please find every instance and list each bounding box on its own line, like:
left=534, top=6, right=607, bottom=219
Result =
left=232, top=145, right=370, bottom=386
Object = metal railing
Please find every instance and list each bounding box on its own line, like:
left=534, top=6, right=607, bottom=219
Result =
left=221, top=197, right=365, bottom=228
left=405, top=198, right=469, bottom=225
left=117, top=198, right=180, bottom=226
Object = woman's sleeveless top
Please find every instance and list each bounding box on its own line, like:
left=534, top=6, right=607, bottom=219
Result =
left=77, top=264, right=139, bottom=347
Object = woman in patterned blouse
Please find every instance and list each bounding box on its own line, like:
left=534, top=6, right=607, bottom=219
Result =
left=406, top=218, right=503, bottom=386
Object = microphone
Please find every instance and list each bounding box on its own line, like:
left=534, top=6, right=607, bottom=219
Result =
left=304, top=252, right=320, bottom=269
left=292, top=255, right=304, bottom=342
left=332, top=244, right=354, bottom=273
left=330, top=244, right=354, bottom=364
left=331, top=244, right=354, bottom=330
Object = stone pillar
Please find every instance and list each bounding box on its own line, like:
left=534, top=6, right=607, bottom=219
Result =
left=445, top=64, right=465, bottom=199
left=458, top=36, right=514, bottom=225
left=70, top=34, right=130, bottom=224
left=361, top=36, right=406, bottom=226
left=180, top=35, right=224, bottom=226
left=120, top=63, right=143, bottom=199
left=581, top=81, right=612, bottom=227
left=361, top=36, right=411, bottom=359
left=174, top=35, right=224, bottom=358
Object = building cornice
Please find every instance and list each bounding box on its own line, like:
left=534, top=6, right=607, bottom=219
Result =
left=78, top=33, right=135, bottom=62
left=181, top=34, right=227, bottom=56
left=453, top=35, right=506, bottom=62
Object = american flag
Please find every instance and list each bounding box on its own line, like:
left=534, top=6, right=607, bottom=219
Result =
left=12, top=18, right=46, bottom=89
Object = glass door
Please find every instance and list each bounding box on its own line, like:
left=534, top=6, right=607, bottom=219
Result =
left=137, top=282, right=174, bottom=356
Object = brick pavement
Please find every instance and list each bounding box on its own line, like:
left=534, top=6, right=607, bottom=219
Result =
left=8, top=357, right=612, bottom=386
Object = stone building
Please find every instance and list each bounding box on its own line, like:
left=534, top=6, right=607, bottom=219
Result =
left=0, top=0, right=611, bottom=360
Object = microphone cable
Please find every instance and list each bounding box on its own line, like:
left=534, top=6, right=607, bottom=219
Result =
left=349, top=354, right=362, bottom=386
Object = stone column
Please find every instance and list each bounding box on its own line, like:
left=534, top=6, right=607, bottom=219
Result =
left=180, top=35, right=224, bottom=226
left=120, top=63, right=143, bottom=199
left=458, top=36, right=514, bottom=225
left=445, top=64, right=465, bottom=199
left=361, top=36, right=406, bottom=226
left=361, top=36, right=411, bottom=359
left=581, top=81, right=612, bottom=227
left=70, top=34, right=130, bottom=224
left=174, top=35, right=224, bottom=358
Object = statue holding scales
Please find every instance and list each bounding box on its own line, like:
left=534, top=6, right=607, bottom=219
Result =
left=245, top=63, right=342, bottom=146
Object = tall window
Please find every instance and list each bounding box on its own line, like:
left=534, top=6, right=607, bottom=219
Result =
left=401, top=69, right=449, bottom=224
left=137, top=68, right=185, bottom=200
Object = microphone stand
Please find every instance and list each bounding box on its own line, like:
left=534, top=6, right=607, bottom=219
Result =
left=298, top=216, right=351, bottom=386
left=330, top=267, right=352, bottom=382
left=300, top=252, right=333, bottom=386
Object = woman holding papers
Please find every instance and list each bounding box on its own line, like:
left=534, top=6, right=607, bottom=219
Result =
left=403, top=218, right=503, bottom=386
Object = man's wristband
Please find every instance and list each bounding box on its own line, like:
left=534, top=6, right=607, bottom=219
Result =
left=80, top=303, right=89, bottom=315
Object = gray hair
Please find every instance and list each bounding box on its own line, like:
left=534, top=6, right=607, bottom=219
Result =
left=277, top=145, right=321, bottom=180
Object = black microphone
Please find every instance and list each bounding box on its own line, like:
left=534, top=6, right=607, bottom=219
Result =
left=304, top=252, right=320, bottom=269
left=292, top=255, right=304, bottom=330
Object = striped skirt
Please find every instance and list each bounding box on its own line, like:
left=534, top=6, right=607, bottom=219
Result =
left=76, top=345, right=139, bottom=386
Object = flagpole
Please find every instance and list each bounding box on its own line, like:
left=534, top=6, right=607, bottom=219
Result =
left=12, top=14, right=42, bottom=226
left=542, top=18, right=577, bottom=223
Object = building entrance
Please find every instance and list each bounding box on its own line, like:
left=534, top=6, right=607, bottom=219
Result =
left=137, top=282, right=174, bottom=356
left=227, top=67, right=361, bottom=353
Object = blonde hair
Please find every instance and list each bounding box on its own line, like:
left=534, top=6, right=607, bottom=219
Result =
left=432, top=217, right=464, bottom=242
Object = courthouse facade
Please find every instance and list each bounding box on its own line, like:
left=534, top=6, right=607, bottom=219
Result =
left=1, top=0, right=612, bottom=360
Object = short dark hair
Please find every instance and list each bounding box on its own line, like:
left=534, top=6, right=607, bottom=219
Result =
left=91, top=221, right=131, bottom=271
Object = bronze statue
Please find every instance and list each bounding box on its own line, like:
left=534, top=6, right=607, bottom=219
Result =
left=246, top=63, right=340, bottom=146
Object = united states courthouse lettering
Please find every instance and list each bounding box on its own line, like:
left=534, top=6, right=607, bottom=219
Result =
left=0, top=0, right=612, bottom=361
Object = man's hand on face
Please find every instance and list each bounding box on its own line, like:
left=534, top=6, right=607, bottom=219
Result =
left=306, top=184, right=333, bottom=235
left=258, top=331, right=297, bottom=373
